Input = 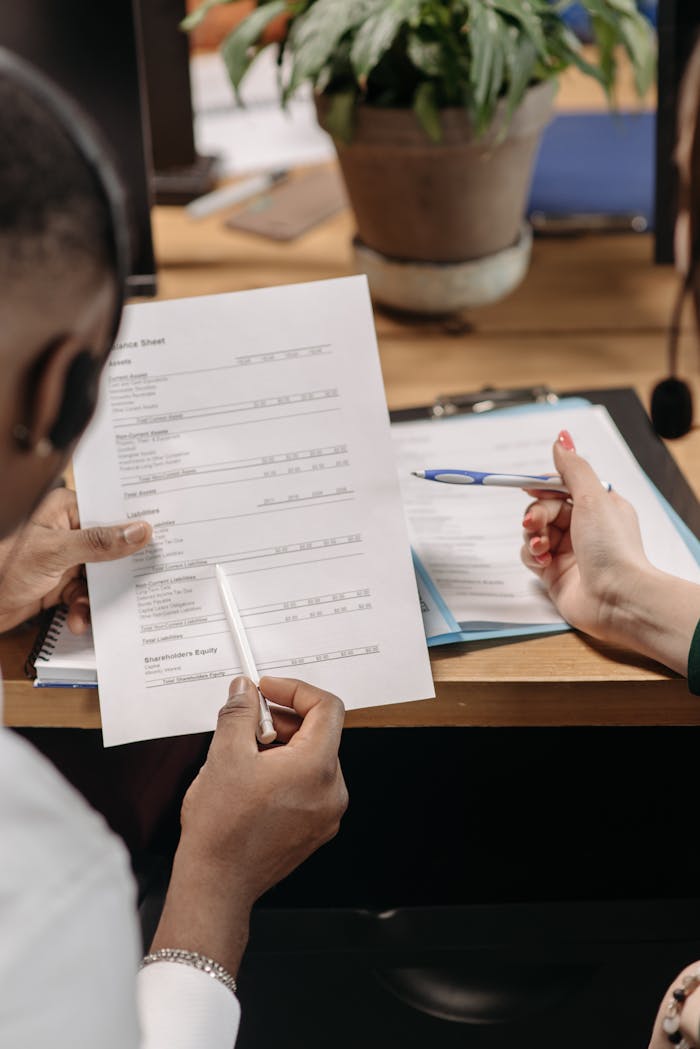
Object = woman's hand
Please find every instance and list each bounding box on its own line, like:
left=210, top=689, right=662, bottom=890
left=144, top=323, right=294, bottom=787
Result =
left=520, top=429, right=649, bottom=642
left=520, top=430, right=700, bottom=675
left=0, top=486, right=151, bottom=634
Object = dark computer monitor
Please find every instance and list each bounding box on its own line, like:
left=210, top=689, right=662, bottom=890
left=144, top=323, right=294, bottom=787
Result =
left=139, top=0, right=218, bottom=205
left=0, top=0, right=157, bottom=294
left=655, top=0, right=700, bottom=262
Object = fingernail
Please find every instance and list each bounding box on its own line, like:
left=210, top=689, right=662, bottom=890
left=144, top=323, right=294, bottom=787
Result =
left=557, top=430, right=575, bottom=452
left=522, top=513, right=534, bottom=527
left=124, top=522, right=147, bottom=544
left=535, top=553, right=551, bottom=565
left=229, top=675, right=252, bottom=696
left=531, top=536, right=544, bottom=549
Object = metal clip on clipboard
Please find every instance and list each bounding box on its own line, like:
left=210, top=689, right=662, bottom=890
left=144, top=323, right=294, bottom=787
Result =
left=390, top=385, right=559, bottom=424
left=429, top=385, right=559, bottom=418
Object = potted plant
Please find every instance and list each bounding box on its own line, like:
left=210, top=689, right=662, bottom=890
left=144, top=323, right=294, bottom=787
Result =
left=185, top=0, right=655, bottom=311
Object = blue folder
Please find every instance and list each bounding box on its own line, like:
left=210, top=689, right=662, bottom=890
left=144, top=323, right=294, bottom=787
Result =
left=528, top=111, right=655, bottom=227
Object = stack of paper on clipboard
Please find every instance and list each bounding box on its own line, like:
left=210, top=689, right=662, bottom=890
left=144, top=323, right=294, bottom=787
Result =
left=391, top=398, right=700, bottom=647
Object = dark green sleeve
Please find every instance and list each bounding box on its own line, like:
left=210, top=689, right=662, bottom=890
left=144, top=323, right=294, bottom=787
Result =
left=689, top=619, right=700, bottom=696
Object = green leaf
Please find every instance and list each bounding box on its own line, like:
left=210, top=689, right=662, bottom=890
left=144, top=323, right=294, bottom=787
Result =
left=286, top=0, right=379, bottom=96
left=589, top=13, right=618, bottom=97
left=488, top=27, right=505, bottom=108
left=413, top=80, right=441, bottom=142
left=616, top=11, right=656, bottom=95
left=598, top=0, right=637, bottom=14
left=323, top=89, right=357, bottom=144
left=406, top=32, right=443, bottom=78
left=491, top=0, right=548, bottom=60
left=350, top=0, right=423, bottom=82
left=504, top=35, right=538, bottom=121
left=181, top=0, right=234, bottom=33
left=219, top=1, right=288, bottom=95
left=578, top=0, right=623, bottom=25
left=468, top=1, right=502, bottom=128
left=557, top=25, right=600, bottom=73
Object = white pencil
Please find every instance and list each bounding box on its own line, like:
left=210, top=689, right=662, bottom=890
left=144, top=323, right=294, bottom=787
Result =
left=214, top=564, right=276, bottom=745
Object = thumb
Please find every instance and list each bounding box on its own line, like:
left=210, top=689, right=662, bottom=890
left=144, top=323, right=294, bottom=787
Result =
left=553, top=431, right=606, bottom=505
left=210, top=676, right=260, bottom=755
left=59, top=520, right=152, bottom=568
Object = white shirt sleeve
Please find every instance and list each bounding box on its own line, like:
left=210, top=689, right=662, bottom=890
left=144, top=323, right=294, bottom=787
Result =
left=0, top=723, right=241, bottom=1049
left=0, top=730, right=142, bottom=1049
left=138, top=963, right=241, bottom=1049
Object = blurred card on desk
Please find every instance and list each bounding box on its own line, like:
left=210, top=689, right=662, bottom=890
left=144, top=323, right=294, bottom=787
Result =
left=225, top=167, right=346, bottom=240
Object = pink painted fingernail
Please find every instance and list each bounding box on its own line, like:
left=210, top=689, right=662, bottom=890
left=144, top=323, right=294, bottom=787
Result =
left=522, top=513, right=534, bottom=527
left=557, top=430, right=575, bottom=452
left=535, top=553, right=551, bottom=565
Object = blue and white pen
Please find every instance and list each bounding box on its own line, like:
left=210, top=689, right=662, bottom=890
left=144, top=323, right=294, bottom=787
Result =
left=411, top=469, right=612, bottom=493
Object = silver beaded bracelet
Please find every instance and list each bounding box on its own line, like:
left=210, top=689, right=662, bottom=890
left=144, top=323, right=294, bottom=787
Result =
left=140, top=949, right=238, bottom=997
left=663, top=967, right=700, bottom=1048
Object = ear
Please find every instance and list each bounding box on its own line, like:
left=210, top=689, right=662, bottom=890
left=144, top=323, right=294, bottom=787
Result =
left=22, top=336, right=100, bottom=452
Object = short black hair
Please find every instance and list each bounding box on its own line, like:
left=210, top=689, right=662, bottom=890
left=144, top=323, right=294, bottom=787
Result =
left=0, top=70, right=115, bottom=295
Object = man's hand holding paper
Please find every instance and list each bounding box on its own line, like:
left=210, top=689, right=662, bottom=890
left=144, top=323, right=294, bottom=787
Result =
left=0, top=486, right=151, bottom=634
left=73, top=277, right=434, bottom=745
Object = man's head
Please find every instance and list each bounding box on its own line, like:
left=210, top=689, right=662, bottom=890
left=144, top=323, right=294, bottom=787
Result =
left=0, top=49, right=128, bottom=536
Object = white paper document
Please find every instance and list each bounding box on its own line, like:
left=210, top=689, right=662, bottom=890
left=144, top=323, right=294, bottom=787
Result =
left=74, top=277, right=433, bottom=746
left=392, top=403, right=700, bottom=630
left=191, top=51, right=334, bottom=177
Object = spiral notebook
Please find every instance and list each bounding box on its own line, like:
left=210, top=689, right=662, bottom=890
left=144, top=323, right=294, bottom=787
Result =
left=27, top=607, right=97, bottom=687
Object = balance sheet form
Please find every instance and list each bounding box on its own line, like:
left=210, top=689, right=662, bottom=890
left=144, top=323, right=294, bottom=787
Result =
left=74, top=277, right=433, bottom=746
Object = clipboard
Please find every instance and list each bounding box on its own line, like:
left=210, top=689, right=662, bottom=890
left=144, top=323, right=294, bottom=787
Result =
left=390, top=385, right=700, bottom=536
left=391, top=385, right=700, bottom=647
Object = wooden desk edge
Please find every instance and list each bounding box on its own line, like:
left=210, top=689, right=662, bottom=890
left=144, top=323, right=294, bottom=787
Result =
left=5, top=677, right=699, bottom=731
left=4, top=685, right=102, bottom=730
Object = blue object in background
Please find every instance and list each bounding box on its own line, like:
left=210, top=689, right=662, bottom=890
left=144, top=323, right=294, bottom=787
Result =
left=560, top=1, right=657, bottom=40
left=527, top=111, right=655, bottom=227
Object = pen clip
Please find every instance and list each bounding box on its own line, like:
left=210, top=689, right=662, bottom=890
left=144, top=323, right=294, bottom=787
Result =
left=430, top=385, right=559, bottom=418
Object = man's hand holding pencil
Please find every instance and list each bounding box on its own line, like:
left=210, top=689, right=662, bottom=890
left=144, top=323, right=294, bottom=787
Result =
left=148, top=674, right=348, bottom=979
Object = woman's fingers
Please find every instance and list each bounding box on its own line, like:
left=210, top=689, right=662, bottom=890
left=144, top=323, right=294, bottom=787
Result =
left=521, top=543, right=548, bottom=572
left=522, top=519, right=572, bottom=572
left=528, top=523, right=566, bottom=557
left=522, top=497, right=572, bottom=535
left=522, top=497, right=572, bottom=575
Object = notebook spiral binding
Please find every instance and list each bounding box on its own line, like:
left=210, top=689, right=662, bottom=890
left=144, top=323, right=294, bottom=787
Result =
left=25, top=606, right=68, bottom=679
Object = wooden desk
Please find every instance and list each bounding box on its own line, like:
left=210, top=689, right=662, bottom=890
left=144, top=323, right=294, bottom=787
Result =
left=3, top=62, right=699, bottom=731
left=4, top=218, right=699, bottom=730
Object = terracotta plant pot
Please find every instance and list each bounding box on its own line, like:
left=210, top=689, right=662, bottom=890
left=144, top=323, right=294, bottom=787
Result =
left=316, top=81, right=555, bottom=265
